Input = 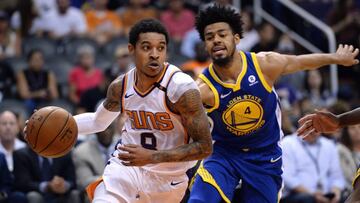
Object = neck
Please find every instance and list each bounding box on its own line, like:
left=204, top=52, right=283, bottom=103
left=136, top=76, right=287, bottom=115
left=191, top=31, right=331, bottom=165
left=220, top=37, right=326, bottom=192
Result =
left=1, top=139, right=14, bottom=152
left=135, top=70, right=161, bottom=92
left=212, top=52, right=242, bottom=82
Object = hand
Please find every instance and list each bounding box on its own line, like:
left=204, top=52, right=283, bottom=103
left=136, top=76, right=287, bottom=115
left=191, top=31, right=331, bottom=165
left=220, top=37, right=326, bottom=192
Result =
left=48, top=176, right=67, bottom=194
left=297, top=110, right=340, bottom=139
left=335, top=44, right=359, bottom=66
left=314, top=192, right=330, bottom=203
left=117, top=144, right=155, bottom=166
left=23, top=110, right=37, bottom=141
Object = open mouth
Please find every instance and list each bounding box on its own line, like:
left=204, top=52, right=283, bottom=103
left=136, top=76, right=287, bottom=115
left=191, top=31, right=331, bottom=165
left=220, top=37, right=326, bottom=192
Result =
left=148, top=61, right=160, bottom=70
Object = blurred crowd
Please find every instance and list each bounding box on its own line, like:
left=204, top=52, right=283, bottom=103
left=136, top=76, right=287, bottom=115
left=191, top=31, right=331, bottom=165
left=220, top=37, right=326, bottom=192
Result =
left=0, top=0, right=359, bottom=202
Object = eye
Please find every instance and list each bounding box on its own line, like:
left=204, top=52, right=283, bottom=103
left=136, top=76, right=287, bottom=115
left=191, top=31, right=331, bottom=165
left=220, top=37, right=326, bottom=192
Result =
left=158, top=46, right=165, bottom=51
left=142, top=45, right=150, bottom=51
left=205, top=35, right=213, bottom=41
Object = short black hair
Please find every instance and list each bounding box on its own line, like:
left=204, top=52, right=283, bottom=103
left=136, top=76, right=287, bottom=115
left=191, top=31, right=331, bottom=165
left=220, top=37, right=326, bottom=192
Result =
left=195, top=4, right=243, bottom=41
left=128, top=19, right=169, bottom=46
left=26, top=49, right=43, bottom=62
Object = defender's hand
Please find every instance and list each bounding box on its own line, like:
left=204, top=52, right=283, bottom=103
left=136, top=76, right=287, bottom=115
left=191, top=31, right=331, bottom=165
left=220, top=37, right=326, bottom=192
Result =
left=335, top=44, right=359, bottom=66
left=117, top=144, right=155, bottom=166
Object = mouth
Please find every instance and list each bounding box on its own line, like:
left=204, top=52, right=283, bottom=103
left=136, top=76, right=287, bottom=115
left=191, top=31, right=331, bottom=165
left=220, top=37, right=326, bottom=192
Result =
left=148, top=61, right=160, bottom=70
left=212, top=46, right=226, bottom=55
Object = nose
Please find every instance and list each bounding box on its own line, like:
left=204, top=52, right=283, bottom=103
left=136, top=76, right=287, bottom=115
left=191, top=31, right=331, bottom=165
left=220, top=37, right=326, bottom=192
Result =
left=149, top=48, right=159, bottom=60
left=213, top=34, right=222, bottom=44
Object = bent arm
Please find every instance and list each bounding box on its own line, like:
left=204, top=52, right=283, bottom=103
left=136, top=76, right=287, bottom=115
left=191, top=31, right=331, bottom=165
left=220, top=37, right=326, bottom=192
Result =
left=73, top=75, right=124, bottom=135
left=152, top=89, right=213, bottom=163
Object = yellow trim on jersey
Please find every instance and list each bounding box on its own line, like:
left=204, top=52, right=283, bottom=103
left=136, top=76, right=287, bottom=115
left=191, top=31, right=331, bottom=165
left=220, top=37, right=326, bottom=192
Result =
left=352, top=168, right=360, bottom=187
left=198, top=74, right=220, bottom=113
left=250, top=52, right=272, bottom=93
left=208, top=51, right=248, bottom=91
left=195, top=163, right=231, bottom=203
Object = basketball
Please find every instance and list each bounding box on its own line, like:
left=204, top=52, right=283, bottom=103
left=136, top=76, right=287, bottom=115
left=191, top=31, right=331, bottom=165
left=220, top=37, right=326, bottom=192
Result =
left=25, top=106, right=78, bottom=158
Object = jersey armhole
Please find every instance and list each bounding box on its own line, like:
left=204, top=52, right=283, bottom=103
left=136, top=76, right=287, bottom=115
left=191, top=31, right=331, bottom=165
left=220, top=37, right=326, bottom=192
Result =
left=198, top=74, right=219, bottom=113
left=250, top=52, right=272, bottom=93
left=120, top=74, right=128, bottom=113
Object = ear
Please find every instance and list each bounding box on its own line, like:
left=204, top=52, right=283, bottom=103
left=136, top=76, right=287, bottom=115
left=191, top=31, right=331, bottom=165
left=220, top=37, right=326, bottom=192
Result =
left=128, top=43, right=134, bottom=55
left=234, top=33, right=241, bottom=45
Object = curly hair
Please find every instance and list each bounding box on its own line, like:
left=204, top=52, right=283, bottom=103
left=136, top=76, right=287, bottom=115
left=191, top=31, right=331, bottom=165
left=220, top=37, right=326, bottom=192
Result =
left=129, top=19, right=169, bottom=46
left=195, top=4, right=243, bottom=41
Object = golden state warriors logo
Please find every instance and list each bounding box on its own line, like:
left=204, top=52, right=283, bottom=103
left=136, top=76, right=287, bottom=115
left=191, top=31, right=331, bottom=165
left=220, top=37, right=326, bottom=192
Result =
left=222, top=95, right=265, bottom=136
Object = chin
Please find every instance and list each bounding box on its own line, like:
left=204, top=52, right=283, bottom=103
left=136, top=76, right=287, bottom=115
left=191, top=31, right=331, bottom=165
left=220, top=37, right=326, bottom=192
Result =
left=213, top=56, right=231, bottom=67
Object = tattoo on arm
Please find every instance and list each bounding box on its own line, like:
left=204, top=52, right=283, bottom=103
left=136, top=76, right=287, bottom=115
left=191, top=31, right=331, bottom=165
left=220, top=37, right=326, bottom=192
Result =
left=152, top=89, right=212, bottom=163
left=103, top=75, right=125, bottom=112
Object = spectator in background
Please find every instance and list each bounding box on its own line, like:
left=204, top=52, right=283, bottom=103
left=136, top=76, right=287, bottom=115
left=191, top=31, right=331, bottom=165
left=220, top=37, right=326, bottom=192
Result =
left=160, top=0, right=195, bottom=44
left=11, top=0, right=51, bottom=38
left=16, top=49, right=58, bottom=115
left=303, top=69, right=335, bottom=108
left=72, top=124, right=116, bottom=192
left=118, top=0, right=158, bottom=35
left=250, top=22, right=277, bottom=53
left=45, top=0, right=87, bottom=39
left=68, top=45, right=103, bottom=105
left=33, top=0, right=57, bottom=22
left=341, top=124, right=360, bottom=165
left=13, top=147, right=79, bottom=203
left=104, top=45, right=132, bottom=81
left=181, top=41, right=210, bottom=79
left=85, top=0, right=122, bottom=45
left=236, top=9, right=259, bottom=52
left=180, top=27, right=200, bottom=59
left=0, top=152, right=27, bottom=203
left=0, top=11, right=20, bottom=58
left=327, top=0, right=360, bottom=46
left=281, top=130, right=345, bottom=202
left=0, top=111, right=25, bottom=172
left=0, top=61, right=15, bottom=101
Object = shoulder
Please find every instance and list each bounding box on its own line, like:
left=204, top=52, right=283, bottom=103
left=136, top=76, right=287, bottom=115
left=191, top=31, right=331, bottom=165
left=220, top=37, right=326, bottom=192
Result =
left=319, top=136, right=336, bottom=148
left=256, top=51, right=287, bottom=67
left=281, top=134, right=298, bottom=146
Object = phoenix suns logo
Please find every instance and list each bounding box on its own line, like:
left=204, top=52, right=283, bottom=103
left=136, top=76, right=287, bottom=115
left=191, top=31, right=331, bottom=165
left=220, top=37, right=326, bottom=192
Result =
left=222, top=95, right=265, bottom=136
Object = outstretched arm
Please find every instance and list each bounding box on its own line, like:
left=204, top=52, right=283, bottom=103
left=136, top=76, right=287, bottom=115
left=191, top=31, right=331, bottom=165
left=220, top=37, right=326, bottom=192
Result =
left=258, top=44, right=359, bottom=86
left=118, top=88, right=213, bottom=166
left=73, top=75, right=124, bottom=135
left=297, top=107, right=360, bottom=139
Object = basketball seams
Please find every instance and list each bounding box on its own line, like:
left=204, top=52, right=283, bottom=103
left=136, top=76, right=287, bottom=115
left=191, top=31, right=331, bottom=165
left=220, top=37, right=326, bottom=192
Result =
left=32, top=108, right=60, bottom=149
left=45, top=133, right=77, bottom=157
left=38, top=112, right=70, bottom=154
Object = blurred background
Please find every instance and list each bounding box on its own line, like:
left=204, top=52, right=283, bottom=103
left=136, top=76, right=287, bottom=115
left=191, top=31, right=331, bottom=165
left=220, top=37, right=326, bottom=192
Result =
left=0, top=0, right=359, bottom=202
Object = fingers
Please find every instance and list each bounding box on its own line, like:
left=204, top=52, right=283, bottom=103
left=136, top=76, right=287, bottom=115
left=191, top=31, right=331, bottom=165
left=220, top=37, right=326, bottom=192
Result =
left=117, top=145, right=137, bottom=153
left=117, top=153, right=134, bottom=161
left=297, top=119, right=313, bottom=136
left=298, top=114, right=315, bottom=126
left=301, top=128, right=316, bottom=139
left=353, top=48, right=359, bottom=57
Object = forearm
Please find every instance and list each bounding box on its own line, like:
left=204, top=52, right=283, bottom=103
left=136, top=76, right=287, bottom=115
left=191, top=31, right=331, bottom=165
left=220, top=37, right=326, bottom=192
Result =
left=151, top=140, right=212, bottom=163
left=292, top=53, right=338, bottom=71
left=338, top=108, right=360, bottom=127
left=74, top=103, right=120, bottom=135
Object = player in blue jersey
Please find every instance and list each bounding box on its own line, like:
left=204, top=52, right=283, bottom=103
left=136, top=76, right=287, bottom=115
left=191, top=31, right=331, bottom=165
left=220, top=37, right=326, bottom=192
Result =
left=188, top=4, right=359, bottom=203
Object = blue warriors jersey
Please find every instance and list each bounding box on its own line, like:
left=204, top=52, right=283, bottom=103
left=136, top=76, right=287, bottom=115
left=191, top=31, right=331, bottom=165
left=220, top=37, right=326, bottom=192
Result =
left=199, top=51, right=283, bottom=149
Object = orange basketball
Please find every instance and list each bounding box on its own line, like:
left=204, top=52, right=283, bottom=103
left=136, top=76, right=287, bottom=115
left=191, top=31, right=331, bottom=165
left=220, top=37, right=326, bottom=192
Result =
left=25, top=106, right=78, bottom=158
